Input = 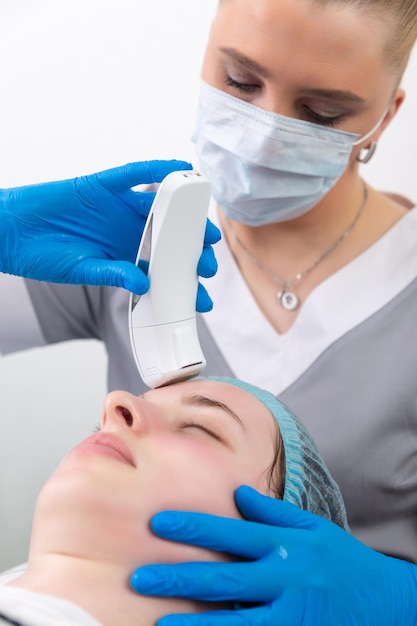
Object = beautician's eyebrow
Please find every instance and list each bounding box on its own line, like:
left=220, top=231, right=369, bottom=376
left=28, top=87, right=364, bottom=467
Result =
left=220, top=47, right=272, bottom=78
left=300, top=87, right=365, bottom=104
left=220, top=47, right=365, bottom=103
left=181, top=393, right=245, bottom=429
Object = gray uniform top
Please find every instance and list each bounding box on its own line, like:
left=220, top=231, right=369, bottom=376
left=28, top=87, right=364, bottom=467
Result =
left=1, top=204, right=417, bottom=564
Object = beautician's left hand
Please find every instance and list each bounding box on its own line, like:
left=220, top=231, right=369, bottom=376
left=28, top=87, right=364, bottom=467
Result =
left=0, top=160, right=220, bottom=311
left=130, top=486, right=417, bottom=626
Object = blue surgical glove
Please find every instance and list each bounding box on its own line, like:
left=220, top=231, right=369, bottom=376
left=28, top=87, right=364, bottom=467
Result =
left=131, top=485, right=417, bottom=625
left=0, top=160, right=220, bottom=311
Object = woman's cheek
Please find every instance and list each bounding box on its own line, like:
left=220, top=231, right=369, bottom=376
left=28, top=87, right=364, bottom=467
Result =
left=146, top=440, right=243, bottom=518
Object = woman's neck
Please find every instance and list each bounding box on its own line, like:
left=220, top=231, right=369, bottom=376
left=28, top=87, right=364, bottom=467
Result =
left=220, top=174, right=367, bottom=261
left=217, top=171, right=408, bottom=334
left=219, top=170, right=407, bottom=259
left=9, top=554, right=223, bottom=626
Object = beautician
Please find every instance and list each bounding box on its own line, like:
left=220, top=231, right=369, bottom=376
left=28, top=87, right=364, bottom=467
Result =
left=1, top=0, right=417, bottom=624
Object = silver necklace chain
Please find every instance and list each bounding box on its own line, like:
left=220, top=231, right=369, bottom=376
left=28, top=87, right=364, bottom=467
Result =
left=227, top=183, right=369, bottom=311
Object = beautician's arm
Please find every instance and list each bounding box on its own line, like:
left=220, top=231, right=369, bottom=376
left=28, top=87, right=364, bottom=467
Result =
left=0, top=159, right=220, bottom=311
left=131, top=486, right=417, bottom=626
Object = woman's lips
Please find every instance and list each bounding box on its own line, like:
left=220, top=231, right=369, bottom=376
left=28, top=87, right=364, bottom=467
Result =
left=73, top=433, right=136, bottom=467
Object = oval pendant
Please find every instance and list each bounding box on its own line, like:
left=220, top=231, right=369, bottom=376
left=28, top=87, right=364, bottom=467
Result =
left=278, top=290, right=299, bottom=311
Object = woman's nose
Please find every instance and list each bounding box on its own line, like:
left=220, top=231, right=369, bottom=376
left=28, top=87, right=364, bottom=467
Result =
left=102, top=390, right=154, bottom=433
left=251, top=89, right=293, bottom=118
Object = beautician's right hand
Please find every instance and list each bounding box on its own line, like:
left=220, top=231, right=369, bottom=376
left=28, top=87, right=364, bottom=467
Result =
left=0, top=159, right=219, bottom=310
left=131, top=486, right=417, bottom=625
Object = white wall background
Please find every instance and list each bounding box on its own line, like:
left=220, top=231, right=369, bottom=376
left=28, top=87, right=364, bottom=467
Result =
left=0, top=0, right=416, bottom=571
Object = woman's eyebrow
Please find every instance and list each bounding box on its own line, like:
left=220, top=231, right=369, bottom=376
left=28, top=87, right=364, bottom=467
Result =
left=180, top=393, right=245, bottom=429
left=220, top=46, right=272, bottom=78
left=300, top=87, right=365, bottom=104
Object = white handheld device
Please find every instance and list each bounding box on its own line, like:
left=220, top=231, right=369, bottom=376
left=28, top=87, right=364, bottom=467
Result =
left=128, top=170, right=211, bottom=388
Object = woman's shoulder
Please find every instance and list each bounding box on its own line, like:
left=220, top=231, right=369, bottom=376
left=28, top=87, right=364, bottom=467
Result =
left=382, top=191, right=415, bottom=210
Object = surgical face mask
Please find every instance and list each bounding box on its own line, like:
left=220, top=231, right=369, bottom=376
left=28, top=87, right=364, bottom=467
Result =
left=192, top=81, right=385, bottom=225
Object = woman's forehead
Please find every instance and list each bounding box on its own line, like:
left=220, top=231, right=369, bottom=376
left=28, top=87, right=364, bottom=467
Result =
left=148, top=379, right=276, bottom=432
left=214, top=0, right=391, bottom=72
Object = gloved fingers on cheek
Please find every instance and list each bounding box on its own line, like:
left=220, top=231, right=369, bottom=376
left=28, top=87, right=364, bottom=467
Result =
left=196, top=282, right=213, bottom=313
left=157, top=607, right=262, bottom=626
left=197, top=244, right=218, bottom=278
left=150, top=511, right=277, bottom=560
left=157, top=603, right=304, bottom=626
left=222, top=602, right=304, bottom=626
left=235, top=486, right=321, bottom=530
left=131, top=559, right=287, bottom=604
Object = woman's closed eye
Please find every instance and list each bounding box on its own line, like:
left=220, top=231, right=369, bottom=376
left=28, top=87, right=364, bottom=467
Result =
left=301, top=105, right=348, bottom=127
left=224, top=74, right=261, bottom=94
left=180, top=420, right=225, bottom=443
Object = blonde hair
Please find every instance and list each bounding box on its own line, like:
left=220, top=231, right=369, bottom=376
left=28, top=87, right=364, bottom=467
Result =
left=312, top=0, right=417, bottom=73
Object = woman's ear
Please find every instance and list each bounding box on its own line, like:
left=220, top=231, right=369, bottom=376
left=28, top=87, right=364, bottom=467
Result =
left=355, top=88, right=406, bottom=164
left=374, top=88, right=405, bottom=141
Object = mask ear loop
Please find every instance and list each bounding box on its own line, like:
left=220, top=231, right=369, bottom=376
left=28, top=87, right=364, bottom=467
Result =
left=353, top=107, right=387, bottom=164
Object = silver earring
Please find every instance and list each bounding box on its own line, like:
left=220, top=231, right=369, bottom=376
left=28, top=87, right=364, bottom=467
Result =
left=356, top=141, right=377, bottom=164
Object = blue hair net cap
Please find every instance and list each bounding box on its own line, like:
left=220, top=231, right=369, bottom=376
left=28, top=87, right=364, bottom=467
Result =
left=207, top=376, right=349, bottom=531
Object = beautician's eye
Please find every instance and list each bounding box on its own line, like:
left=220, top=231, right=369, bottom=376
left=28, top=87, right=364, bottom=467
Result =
left=301, top=105, right=347, bottom=127
left=180, top=421, right=223, bottom=442
left=224, top=75, right=260, bottom=94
